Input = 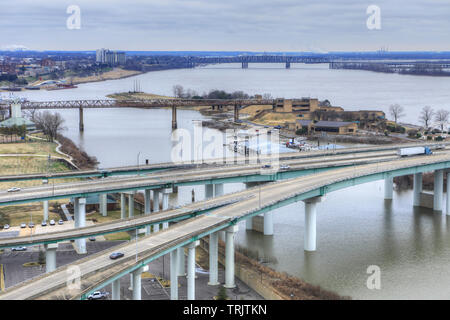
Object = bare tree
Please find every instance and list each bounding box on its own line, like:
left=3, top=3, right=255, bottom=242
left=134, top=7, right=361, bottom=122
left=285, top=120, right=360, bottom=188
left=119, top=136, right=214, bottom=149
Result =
left=172, top=85, right=184, bottom=98
left=262, top=93, right=273, bottom=100
left=434, top=109, right=450, bottom=132
left=34, top=111, right=65, bottom=142
left=23, top=107, right=39, bottom=122
left=389, top=104, right=405, bottom=123
left=419, top=106, right=434, bottom=129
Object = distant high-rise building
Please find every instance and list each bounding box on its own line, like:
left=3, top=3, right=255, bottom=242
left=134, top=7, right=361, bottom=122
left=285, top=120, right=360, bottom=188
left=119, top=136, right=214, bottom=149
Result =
left=96, top=48, right=126, bottom=65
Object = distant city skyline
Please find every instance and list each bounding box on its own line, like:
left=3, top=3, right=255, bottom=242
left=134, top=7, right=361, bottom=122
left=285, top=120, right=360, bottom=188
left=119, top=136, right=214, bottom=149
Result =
left=1, top=0, right=449, bottom=52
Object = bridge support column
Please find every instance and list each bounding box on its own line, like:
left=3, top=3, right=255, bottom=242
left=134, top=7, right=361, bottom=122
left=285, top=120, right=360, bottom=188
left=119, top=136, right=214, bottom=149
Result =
left=303, top=196, right=324, bottom=252
left=100, top=193, right=107, bottom=217
left=112, top=279, right=120, bottom=300
left=45, top=243, right=58, bottom=273
left=205, top=184, right=214, bottom=199
left=245, top=217, right=253, bottom=230
left=446, top=172, right=450, bottom=215
left=214, top=184, right=224, bottom=197
left=177, top=247, right=186, bottom=276
left=208, top=232, right=219, bottom=286
left=225, top=225, right=238, bottom=288
left=187, top=240, right=199, bottom=300
left=171, top=106, right=177, bottom=129
left=384, top=177, right=393, bottom=200
left=42, top=179, right=48, bottom=222
left=79, top=107, right=84, bottom=132
left=434, top=170, right=444, bottom=212
left=413, top=173, right=423, bottom=206
left=234, top=105, right=240, bottom=122
left=128, top=193, right=134, bottom=218
left=170, top=249, right=179, bottom=300
left=162, top=188, right=172, bottom=229
left=74, top=197, right=87, bottom=254
left=144, top=189, right=151, bottom=235
left=120, top=193, right=126, bottom=219
left=263, top=212, right=274, bottom=235
left=153, top=190, right=160, bottom=232
left=132, top=268, right=143, bottom=300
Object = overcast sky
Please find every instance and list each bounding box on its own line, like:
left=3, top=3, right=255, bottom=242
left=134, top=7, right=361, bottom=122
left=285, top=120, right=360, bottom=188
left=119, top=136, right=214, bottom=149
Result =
left=1, top=0, right=449, bottom=52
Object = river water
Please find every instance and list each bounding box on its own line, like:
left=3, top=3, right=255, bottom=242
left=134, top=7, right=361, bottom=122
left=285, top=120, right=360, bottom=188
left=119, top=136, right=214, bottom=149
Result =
left=13, top=63, right=450, bottom=299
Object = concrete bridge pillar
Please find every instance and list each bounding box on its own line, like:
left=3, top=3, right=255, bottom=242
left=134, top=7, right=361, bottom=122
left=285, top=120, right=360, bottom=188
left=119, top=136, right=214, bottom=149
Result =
left=446, top=172, right=450, bottom=215
left=413, top=173, right=423, bottom=207
left=111, top=279, right=121, bottom=300
left=132, top=267, right=143, bottom=300
left=100, top=193, right=107, bottom=217
left=245, top=217, right=253, bottom=230
left=187, top=240, right=199, bottom=300
left=303, top=196, right=324, bottom=252
left=263, top=212, right=274, bottom=235
left=177, top=247, right=186, bottom=276
left=205, top=184, right=214, bottom=199
left=45, top=243, right=58, bottom=273
left=162, top=188, right=172, bottom=229
left=171, top=106, right=177, bottom=129
left=384, top=177, right=393, bottom=200
left=42, top=179, right=48, bottom=222
left=128, top=192, right=134, bottom=218
left=170, top=249, right=179, bottom=300
left=153, top=189, right=160, bottom=232
left=74, top=197, right=87, bottom=254
left=233, top=105, right=240, bottom=122
left=144, top=189, right=151, bottom=235
left=208, top=232, right=219, bottom=286
left=79, top=107, right=84, bottom=132
left=120, top=193, right=126, bottom=219
left=434, top=169, right=444, bottom=212
left=225, top=225, right=238, bottom=288
left=214, top=184, right=224, bottom=197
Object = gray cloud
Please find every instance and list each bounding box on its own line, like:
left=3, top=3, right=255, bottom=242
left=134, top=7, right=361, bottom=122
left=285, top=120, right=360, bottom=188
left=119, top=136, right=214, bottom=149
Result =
left=0, top=0, right=449, bottom=51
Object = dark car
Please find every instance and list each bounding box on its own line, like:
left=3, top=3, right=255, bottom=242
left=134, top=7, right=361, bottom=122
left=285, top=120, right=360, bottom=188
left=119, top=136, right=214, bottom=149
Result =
left=109, top=252, right=124, bottom=260
left=261, top=164, right=271, bottom=169
left=274, top=125, right=282, bottom=129
left=89, top=237, right=96, bottom=241
left=28, top=223, right=35, bottom=228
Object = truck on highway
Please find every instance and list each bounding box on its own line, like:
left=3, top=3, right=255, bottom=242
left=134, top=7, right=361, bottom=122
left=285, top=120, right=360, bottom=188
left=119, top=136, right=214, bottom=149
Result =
left=397, top=146, right=432, bottom=157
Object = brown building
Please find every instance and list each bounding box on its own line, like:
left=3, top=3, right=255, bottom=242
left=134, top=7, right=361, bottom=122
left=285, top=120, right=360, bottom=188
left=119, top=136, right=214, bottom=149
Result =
left=296, top=120, right=358, bottom=135
left=273, top=98, right=320, bottom=114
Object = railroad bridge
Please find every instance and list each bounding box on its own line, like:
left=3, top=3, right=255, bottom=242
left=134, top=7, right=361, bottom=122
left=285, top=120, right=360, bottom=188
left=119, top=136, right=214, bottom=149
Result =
left=1, top=98, right=276, bottom=131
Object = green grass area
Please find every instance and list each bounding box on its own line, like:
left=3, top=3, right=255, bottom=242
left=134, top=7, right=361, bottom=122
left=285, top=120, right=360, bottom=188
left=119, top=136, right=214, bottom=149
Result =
left=104, top=232, right=131, bottom=241
left=0, top=201, right=63, bottom=226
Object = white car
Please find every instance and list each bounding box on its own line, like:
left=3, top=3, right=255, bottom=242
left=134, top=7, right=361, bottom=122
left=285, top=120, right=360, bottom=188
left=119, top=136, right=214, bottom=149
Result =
left=280, top=165, right=290, bottom=170
left=87, top=291, right=108, bottom=300
left=20, top=223, right=27, bottom=228
left=3, top=224, right=10, bottom=230
left=11, top=246, right=27, bottom=251
left=7, top=187, right=21, bottom=192
left=49, top=220, right=55, bottom=226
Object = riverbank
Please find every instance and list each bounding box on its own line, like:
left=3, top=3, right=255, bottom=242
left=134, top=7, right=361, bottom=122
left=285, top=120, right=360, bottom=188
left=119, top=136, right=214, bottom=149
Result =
left=68, top=68, right=143, bottom=85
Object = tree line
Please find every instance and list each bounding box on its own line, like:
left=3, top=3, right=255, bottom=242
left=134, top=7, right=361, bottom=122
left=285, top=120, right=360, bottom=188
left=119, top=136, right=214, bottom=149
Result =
left=172, top=84, right=272, bottom=100
left=389, top=104, right=449, bottom=132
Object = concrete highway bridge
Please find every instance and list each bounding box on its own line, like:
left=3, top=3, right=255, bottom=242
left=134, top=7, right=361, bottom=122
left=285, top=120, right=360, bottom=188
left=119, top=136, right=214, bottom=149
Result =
left=0, top=151, right=449, bottom=300
left=0, top=145, right=449, bottom=300
left=0, top=142, right=446, bottom=183
left=1, top=98, right=275, bottom=130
